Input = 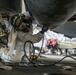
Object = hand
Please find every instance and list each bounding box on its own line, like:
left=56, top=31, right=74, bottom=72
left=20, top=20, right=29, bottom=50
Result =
left=40, top=26, right=48, bottom=34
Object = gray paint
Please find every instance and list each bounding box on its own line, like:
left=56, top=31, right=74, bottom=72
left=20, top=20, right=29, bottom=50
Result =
left=25, top=0, right=76, bottom=29
left=0, top=0, right=21, bottom=13
left=53, top=21, right=76, bottom=38
left=9, top=0, right=22, bottom=13
left=0, top=0, right=10, bottom=8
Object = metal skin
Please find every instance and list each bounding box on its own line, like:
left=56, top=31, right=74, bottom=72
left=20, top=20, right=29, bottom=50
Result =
left=0, top=0, right=21, bottom=16
left=25, top=0, right=76, bottom=29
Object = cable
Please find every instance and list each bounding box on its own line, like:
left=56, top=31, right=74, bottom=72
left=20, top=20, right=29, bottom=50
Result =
left=3, top=32, right=75, bottom=67
left=22, top=41, right=34, bottom=62
left=21, top=34, right=76, bottom=67
left=37, top=35, right=45, bottom=57
left=21, top=34, right=45, bottom=66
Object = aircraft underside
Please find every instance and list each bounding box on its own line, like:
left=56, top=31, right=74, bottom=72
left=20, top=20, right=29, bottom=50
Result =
left=0, top=0, right=76, bottom=75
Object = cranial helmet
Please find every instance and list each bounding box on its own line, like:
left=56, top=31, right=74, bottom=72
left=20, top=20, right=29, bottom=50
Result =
left=11, top=14, right=32, bottom=31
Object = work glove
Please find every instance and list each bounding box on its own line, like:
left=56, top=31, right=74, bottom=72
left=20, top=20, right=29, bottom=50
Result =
left=40, top=26, right=48, bottom=34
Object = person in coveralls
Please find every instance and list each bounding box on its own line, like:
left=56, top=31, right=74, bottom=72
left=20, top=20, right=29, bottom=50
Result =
left=46, top=39, right=62, bottom=55
left=0, top=13, right=48, bottom=70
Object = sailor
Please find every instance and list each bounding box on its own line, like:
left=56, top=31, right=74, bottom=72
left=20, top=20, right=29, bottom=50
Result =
left=45, top=39, right=52, bottom=54
left=8, top=14, right=48, bottom=62
left=51, top=39, right=62, bottom=55
left=0, top=13, right=48, bottom=62
left=10, top=14, right=47, bottom=43
left=51, top=39, right=58, bottom=54
left=0, top=14, right=13, bottom=70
